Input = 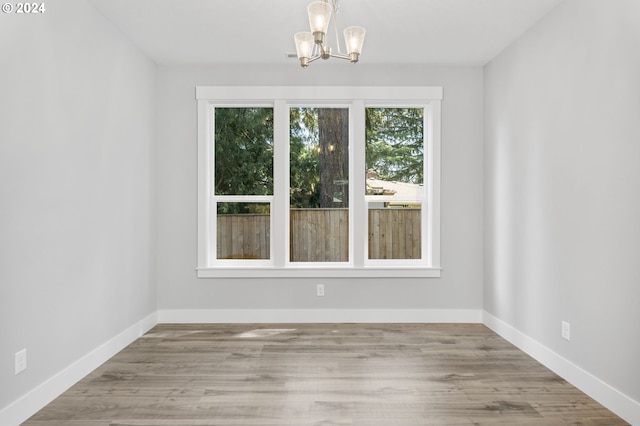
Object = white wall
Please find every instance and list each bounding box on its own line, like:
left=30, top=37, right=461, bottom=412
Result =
left=0, top=0, right=157, bottom=417
left=484, top=0, right=640, bottom=409
left=156, top=64, right=483, bottom=317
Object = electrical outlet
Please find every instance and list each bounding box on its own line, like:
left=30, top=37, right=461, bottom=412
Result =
left=561, top=321, right=570, bottom=341
left=316, top=284, right=325, bottom=297
left=15, top=349, right=27, bottom=375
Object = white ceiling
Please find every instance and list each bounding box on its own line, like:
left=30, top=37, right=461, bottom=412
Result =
left=88, top=0, right=564, bottom=66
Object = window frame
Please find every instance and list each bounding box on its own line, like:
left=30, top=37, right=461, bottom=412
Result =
left=286, top=103, right=354, bottom=268
left=196, top=87, right=442, bottom=278
left=209, top=103, right=275, bottom=266
left=364, top=104, right=429, bottom=267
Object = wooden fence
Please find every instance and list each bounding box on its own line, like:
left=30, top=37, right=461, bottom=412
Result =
left=290, top=209, right=349, bottom=262
left=216, top=208, right=421, bottom=261
left=368, top=208, right=421, bottom=259
left=217, top=214, right=271, bottom=260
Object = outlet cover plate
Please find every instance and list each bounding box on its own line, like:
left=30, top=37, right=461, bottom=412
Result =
left=15, top=349, right=27, bottom=375
left=561, top=321, right=570, bottom=341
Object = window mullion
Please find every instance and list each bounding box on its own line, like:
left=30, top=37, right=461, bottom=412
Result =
left=352, top=100, right=366, bottom=268
left=272, top=100, right=288, bottom=268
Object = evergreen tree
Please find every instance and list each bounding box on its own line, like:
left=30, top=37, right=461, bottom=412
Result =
left=365, top=108, right=424, bottom=184
left=214, top=107, right=273, bottom=213
left=214, top=107, right=424, bottom=212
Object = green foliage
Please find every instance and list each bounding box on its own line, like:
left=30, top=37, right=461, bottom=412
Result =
left=366, top=108, right=424, bottom=184
left=217, top=202, right=269, bottom=215
left=214, top=107, right=274, bottom=196
left=214, top=107, right=424, bottom=213
left=289, top=108, right=320, bottom=208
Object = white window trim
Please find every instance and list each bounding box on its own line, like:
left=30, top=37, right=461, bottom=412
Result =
left=196, top=87, right=442, bottom=278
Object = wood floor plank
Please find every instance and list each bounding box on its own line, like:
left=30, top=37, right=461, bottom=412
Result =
left=22, top=324, right=628, bottom=425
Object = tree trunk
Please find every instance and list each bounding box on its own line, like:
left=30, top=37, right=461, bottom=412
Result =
left=318, top=108, right=349, bottom=208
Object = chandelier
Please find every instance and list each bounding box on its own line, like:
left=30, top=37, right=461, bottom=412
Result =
left=293, top=0, right=366, bottom=68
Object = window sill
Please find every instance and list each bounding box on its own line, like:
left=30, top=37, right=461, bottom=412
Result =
left=196, top=267, right=442, bottom=279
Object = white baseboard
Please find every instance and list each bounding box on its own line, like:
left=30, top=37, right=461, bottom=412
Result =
left=0, top=312, right=158, bottom=426
left=157, top=308, right=483, bottom=324
left=483, top=311, right=640, bottom=425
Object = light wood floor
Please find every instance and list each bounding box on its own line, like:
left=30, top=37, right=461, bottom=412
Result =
left=23, top=323, right=628, bottom=425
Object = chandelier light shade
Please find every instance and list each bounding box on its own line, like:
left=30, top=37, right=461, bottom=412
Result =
left=307, top=1, right=332, bottom=43
left=343, top=26, right=366, bottom=62
left=293, top=0, right=366, bottom=68
left=294, top=32, right=315, bottom=67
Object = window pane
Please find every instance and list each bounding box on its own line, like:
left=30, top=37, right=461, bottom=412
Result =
left=214, top=108, right=273, bottom=195
left=366, top=108, right=424, bottom=260
left=290, top=108, right=349, bottom=262
left=368, top=204, right=421, bottom=259
left=216, top=202, right=270, bottom=260
left=365, top=108, right=424, bottom=185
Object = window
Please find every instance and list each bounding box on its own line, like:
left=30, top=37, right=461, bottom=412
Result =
left=211, top=107, right=273, bottom=265
left=197, top=87, right=442, bottom=278
left=366, top=107, right=424, bottom=263
left=290, top=107, right=350, bottom=263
